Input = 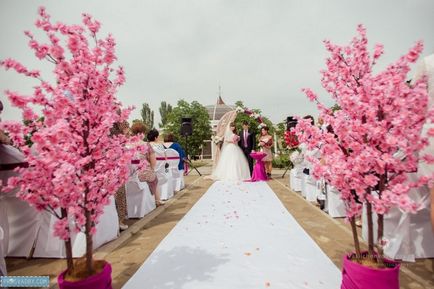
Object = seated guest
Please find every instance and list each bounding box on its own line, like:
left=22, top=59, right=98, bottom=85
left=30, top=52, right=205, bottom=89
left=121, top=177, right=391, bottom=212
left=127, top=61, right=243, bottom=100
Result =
left=147, top=129, right=165, bottom=154
left=130, top=123, right=164, bottom=206
left=163, top=133, right=186, bottom=171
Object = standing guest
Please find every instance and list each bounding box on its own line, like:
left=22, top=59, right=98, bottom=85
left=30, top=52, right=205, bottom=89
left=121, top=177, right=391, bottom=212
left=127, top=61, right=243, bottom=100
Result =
left=238, top=121, right=255, bottom=174
left=163, top=133, right=186, bottom=171
left=110, top=121, right=130, bottom=231
left=130, top=123, right=164, bottom=206
left=259, top=125, right=273, bottom=178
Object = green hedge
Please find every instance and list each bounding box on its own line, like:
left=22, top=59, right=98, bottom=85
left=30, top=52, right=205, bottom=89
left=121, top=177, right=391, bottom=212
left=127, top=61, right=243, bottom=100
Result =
left=272, top=154, right=292, bottom=169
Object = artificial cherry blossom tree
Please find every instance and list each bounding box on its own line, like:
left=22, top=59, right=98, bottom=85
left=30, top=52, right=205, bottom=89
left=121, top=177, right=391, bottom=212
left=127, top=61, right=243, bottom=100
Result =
left=0, top=7, right=141, bottom=275
left=295, top=25, right=434, bottom=263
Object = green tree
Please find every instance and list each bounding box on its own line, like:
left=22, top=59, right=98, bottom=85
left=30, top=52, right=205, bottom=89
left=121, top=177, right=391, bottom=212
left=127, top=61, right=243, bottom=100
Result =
left=275, top=121, right=287, bottom=149
left=140, top=103, right=154, bottom=128
left=165, top=100, right=212, bottom=157
left=159, top=101, right=173, bottom=128
left=234, top=100, right=244, bottom=108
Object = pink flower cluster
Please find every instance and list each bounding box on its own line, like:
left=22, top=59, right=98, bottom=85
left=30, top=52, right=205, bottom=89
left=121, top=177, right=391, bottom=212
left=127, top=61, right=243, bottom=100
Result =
left=238, top=106, right=265, bottom=125
left=0, top=7, right=143, bottom=242
left=295, top=25, right=434, bottom=219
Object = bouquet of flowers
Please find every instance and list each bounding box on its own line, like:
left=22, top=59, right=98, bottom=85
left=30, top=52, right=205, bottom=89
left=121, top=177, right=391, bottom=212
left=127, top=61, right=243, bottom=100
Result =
left=284, top=130, right=299, bottom=148
left=212, top=135, right=223, bottom=145
left=259, top=135, right=272, bottom=148
left=232, top=134, right=240, bottom=143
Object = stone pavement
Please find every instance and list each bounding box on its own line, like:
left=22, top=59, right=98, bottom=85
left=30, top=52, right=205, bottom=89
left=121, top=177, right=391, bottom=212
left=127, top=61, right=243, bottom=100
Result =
left=5, top=164, right=433, bottom=288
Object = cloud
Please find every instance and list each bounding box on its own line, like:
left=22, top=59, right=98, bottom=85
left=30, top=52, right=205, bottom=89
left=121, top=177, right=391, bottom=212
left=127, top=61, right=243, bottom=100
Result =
left=1, top=0, right=433, bottom=125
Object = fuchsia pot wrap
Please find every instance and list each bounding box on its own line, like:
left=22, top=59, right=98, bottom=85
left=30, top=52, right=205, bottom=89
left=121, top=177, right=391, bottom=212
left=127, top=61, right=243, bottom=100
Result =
left=341, top=252, right=400, bottom=289
left=58, top=261, right=112, bottom=289
left=250, top=152, right=267, bottom=182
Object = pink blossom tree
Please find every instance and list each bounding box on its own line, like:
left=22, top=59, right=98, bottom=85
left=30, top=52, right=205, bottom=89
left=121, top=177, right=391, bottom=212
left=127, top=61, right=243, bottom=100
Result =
left=295, top=25, right=434, bottom=264
left=0, top=7, right=142, bottom=275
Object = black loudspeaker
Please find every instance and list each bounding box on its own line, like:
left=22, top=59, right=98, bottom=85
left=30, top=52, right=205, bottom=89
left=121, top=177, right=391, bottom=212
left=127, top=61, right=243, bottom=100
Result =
left=180, top=117, right=193, bottom=136
left=286, top=116, right=297, bottom=131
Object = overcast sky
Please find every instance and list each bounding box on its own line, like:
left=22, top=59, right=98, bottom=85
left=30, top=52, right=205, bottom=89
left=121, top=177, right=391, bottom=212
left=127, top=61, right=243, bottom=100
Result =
left=1, top=0, right=433, bottom=125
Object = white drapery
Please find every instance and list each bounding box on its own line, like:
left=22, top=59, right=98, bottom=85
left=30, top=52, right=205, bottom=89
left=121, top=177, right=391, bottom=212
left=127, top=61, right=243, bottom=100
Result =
left=212, top=110, right=237, bottom=170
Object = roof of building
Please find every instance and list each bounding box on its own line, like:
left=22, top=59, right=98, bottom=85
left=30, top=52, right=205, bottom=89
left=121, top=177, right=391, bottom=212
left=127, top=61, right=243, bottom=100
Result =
left=205, top=96, right=235, bottom=121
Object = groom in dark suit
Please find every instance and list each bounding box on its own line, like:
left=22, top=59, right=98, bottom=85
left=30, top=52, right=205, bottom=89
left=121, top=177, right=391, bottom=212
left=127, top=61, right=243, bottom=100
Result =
left=238, top=121, right=255, bottom=174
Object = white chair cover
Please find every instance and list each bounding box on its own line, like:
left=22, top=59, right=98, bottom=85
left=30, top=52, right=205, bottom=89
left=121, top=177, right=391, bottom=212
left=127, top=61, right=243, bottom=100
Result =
left=0, top=145, right=27, bottom=267
left=4, top=196, right=39, bottom=257
left=1, top=145, right=120, bottom=258
left=0, top=199, right=5, bottom=275
left=125, top=180, right=156, bottom=218
left=362, top=186, right=434, bottom=261
left=0, top=144, right=33, bottom=262
left=302, top=174, right=317, bottom=202
left=289, top=167, right=302, bottom=192
left=0, top=226, right=6, bottom=276
left=90, top=196, right=119, bottom=253
left=326, top=185, right=346, bottom=218
left=315, top=180, right=324, bottom=200
left=37, top=196, right=119, bottom=258
left=165, top=148, right=184, bottom=192
left=5, top=193, right=119, bottom=258
left=0, top=195, right=7, bottom=276
left=154, top=150, right=175, bottom=201
left=125, top=160, right=156, bottom=218
left=299, top=144, right=320, bottom=201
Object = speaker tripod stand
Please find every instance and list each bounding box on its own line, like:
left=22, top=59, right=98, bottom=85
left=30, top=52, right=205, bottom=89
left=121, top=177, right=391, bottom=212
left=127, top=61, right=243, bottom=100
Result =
left=183, top=135, right=202, bottom=176
left=281, top=165, right=292, bottom=178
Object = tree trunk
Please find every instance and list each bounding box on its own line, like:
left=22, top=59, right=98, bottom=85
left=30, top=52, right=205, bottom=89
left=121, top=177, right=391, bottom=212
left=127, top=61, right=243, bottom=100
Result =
left=350, top=217, right=362, bottom=260
left=376, top=173, right=386, bottom=264
left=61, top=208, right=74, bottom=272
left=377, top=213, right=384, bottom=264
left=85, top=208, right=93, bottom=275
left=366, top=201, right=375, bottom=259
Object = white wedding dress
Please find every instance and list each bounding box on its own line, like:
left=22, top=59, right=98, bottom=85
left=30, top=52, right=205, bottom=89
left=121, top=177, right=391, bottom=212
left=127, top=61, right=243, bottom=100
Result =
left=212, top=125, right=251, bottom=182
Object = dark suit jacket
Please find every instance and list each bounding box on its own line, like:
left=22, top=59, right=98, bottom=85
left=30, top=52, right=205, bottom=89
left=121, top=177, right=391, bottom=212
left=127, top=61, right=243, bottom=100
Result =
left=238, top=130, right=255, bottom=152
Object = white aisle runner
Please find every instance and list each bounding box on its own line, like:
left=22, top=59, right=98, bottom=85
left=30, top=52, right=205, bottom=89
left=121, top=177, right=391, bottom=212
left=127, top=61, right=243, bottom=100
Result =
left=123, top=181, right=341, bottom=289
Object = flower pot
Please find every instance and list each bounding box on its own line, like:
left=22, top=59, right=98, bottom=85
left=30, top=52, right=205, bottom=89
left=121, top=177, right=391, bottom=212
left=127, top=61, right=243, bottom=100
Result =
left=341, top=252, right=400, bottom=289
left=58, top=261, right=112, bottom=289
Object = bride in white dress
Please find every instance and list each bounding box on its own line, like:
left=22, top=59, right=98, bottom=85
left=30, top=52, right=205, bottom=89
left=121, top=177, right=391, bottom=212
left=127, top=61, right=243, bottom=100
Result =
left=212, top=122, right=251, bottom=181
